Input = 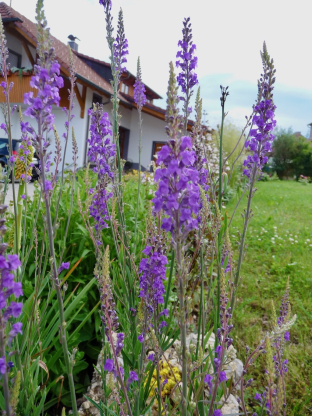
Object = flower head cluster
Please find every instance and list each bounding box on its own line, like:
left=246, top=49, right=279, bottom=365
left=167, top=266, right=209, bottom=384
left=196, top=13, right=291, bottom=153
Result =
left=153, top=135, right=200, bottom=235
left=192, top=89, right=209, bottom=192
left=243, top=99, right=276, bottom=179
left=138, top=232, right=168, bottom=341
left=15, top=118, right=34, bottom=182
left=87, top=104, right=115, bottom=231
left=0, top=208, right=23, bottom=373
left=193, top=139, right=209, bottom=192
left=243, top=43, right=276, bottom=180
left=114, top=9, right=128, bottom=74
left=96, top=247, right=119, bottom=338
left=99, top=0, right=112, bottom=7
left=24, top=59, right=63, bottom=132
left=176, top=17, right=198, bottom=100
left=134, top=57, right=146, bottom=109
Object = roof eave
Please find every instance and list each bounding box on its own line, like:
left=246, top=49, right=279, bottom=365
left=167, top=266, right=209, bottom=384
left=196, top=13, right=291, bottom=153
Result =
left=76, top=74, right=132, bottom=109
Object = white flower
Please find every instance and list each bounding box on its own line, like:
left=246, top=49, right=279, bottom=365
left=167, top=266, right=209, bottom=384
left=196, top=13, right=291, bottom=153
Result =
left=289, top=238, right=294, bottom=242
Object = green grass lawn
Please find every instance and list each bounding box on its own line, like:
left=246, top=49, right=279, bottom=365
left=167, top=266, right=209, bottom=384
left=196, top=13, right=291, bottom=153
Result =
left=227, top=180, right=312, bottom=415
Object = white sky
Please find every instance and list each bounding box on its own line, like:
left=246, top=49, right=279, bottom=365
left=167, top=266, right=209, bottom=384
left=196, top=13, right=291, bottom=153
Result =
left=4, top=0, right=312, bottom=135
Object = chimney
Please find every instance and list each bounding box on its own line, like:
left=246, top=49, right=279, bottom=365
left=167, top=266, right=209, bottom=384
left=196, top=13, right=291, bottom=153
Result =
left=68, top=35, right=80, bottom=52
left=68, top=41, right=78, bottom=52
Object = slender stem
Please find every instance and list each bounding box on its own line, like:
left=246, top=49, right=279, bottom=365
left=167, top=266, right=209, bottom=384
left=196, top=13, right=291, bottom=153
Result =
left=164, top=250, right=175, bottom=310
left=16, top=181, right=25, bottom=251
left=218, top=105, right=225, bottom=210
left=38, top=128, right=78, bottom=415
left=133, top=108, right=142, bottom=254
left=231, top=165, right=257, bottom=310
left=53, top=75, right=75, bottom=231
left=175, top=232, right=187, bottom=416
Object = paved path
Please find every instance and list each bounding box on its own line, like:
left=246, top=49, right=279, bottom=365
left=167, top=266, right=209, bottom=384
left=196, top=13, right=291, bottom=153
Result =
left=4, top=182, right=35, bottom=206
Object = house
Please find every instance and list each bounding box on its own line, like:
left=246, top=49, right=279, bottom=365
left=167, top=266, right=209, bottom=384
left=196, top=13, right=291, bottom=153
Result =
left=0, top=2, right=196, bottom=172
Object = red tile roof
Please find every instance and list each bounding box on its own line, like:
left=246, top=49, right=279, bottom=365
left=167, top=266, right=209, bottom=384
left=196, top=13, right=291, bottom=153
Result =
left=74, top=50, right=162, bottom=100
left=0, top=2, right=131, bottom=105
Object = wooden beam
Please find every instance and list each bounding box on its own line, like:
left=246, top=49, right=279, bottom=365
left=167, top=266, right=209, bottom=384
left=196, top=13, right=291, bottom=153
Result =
left=74, top=84, right=87, bottom=118
left=21, top=40, right=35, bottom=66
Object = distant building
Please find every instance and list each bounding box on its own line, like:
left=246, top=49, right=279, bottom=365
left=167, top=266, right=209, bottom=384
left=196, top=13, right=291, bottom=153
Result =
left=0, top=2, right=199, bottom=171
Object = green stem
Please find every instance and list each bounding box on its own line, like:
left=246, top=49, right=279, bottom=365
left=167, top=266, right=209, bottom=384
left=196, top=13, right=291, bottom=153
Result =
left=133, top=108, right=142, bottom=254
left=218, top=105, right=225, bottom=210
left=164, top=250, right=175, bottom=310
left=176, top=235, right=187, bottom=416
left=16, top=181, right=25, bottom=251
left=231, top=165, right=257, bottom=310
left=38, top=128, right=78, bottom=415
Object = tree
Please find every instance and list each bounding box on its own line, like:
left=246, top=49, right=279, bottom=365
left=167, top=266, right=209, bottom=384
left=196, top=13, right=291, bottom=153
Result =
left=272, top=128, right=312, bottom=179
left=272, top=129, right=296, bottom=178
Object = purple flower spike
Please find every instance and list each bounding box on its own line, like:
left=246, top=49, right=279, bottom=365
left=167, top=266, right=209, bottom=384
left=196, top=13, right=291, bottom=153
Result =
left=87, top=104, right=115, bottom=231
left=176, top=17, right=198, bottom=102
left=153, top=136, right=200, bottom=236
left=134, top=57, right=146, bottom=109
left=243, top=43, right=276, bottom=180
left=114, top=8, right=128, bottom=74
left=212, top=410, right=222, bottom=416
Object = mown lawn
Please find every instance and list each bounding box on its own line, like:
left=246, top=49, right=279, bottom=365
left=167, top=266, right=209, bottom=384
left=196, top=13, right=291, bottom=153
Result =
left=227, top=180, right=312, bottom=415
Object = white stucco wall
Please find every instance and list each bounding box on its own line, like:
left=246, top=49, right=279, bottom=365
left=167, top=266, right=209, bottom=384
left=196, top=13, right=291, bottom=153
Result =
left=127, top=110, right=168, bottom=170
left=2, top=30, right=169, bottom=172
left=5, top=32, right=35, bottom=68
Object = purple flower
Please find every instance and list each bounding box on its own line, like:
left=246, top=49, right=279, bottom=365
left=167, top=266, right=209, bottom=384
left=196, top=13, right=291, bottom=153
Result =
left=255, top=393, right=262, bottom=403
left=115, top=332, right=124, bottom=355
left=138, top=334, right=144, bottom=343
left=104, top=358, right=114, bottom=372
left=7, top=254, right=21, bottom=270
left=87, top=104, right=115, bottom=231
left=99, top=0, right=112, bottom=9
left=176, top=17, right=198, bottom=102
left=0, top=357, right=6, bottom=375
left=58, top=262, right=70, bottom=274
left=204, top=374, right=213, bottom=389
left=159, top=309, right=169, bottom=317
left=212, top=411, right=222, bottom=416
left=219, top=371, right=227, bottom=383
left=44, top=180, right=53, bottom=191
left=126, top=370, right=138, bottom=389
left=147, top=353, right=154, bottom=362
left=243, top=44, right=276, bottom=180
left=162, top=378, right=168, bottom=386
left=284, top=331, right=290, bottom=342
left=9, top=302, right=23, bottom=318
left=113, top=8, right=128, bottom=74
left=134, top=57, right=146, bottom=109
left=153, top=136, right=200, bottom=236
left=8, top=322, right=23, bottom=345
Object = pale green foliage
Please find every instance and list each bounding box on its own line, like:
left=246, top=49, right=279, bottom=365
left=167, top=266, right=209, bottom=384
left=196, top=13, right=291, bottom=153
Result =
left=213, top=120, right=245, bottom=165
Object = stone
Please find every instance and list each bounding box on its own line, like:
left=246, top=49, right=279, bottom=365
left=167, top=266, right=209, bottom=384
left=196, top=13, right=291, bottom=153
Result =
left=220, top=394, right=239, bottom=415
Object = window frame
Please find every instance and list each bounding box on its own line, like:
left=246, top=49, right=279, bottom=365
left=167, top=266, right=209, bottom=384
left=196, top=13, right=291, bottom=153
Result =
left=8, top=49, right=22, bottom=68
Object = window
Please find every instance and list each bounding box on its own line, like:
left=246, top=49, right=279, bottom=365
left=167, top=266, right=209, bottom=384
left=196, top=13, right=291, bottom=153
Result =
left=152, top=141, right=166, bottom=162
left=121, top=83, right=129, bottom=94
left=8, top=49, right=21, bottom=68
